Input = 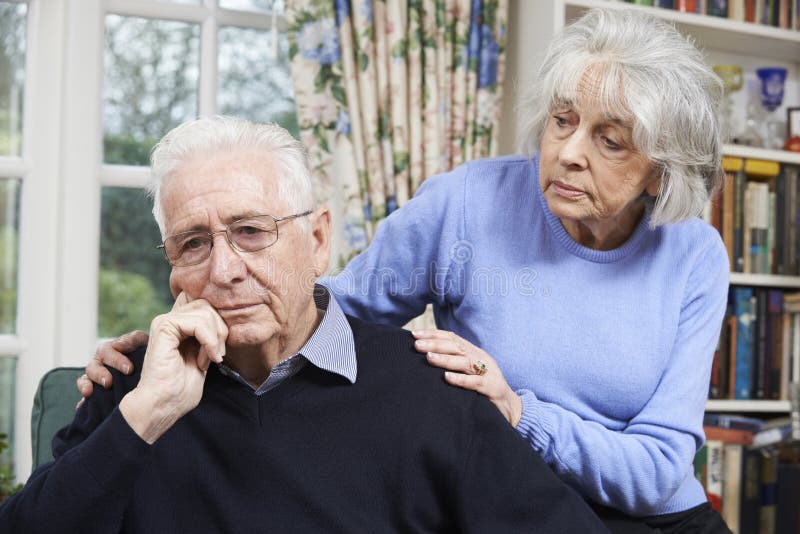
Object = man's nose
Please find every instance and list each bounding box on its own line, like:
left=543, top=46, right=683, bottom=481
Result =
left=208, top=233, right=247, bottom=286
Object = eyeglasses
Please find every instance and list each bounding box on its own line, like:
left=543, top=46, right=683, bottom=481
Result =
left=157, top=211, right=313, bottom=267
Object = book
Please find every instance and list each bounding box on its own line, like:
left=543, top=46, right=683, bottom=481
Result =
left=708, top=0, right=729, bottom=14
left=767, top=290, right=784, bottom=400
left=739, top=446, right=761, bottom=534
left=733, top=169, right=746, bottom=272
left=706, top=440, right=725, bottom=513
left=723, top=172, right=735, bottom=271
left=751, top=417, right=794, bottom=448
left=755, top=289, right=768, bottom=398
left=722, top=443, right=742, bottom=532
left=728, top=313, right=739, bottom=399
left=776, top=463, right=800, bottom=533
left=733, top=287, right=755, bottom=399
left=694, top=444, right=708, bottom=489
left=758, top=449, right=778, bottom=534
left=728, top=0, right=746, bottom=19
left=704, top=425, right=755, bottom=445
left=703, top=413, right=764, bottom=433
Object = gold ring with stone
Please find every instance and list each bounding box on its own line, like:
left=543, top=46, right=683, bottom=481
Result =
left=472, top=361, right=488, bottom=376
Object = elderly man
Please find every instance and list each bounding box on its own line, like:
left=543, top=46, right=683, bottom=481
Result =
left=0, top=116, right=606, bottom=533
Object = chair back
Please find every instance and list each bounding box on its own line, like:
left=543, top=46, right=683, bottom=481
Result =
left=31, top=367, right=84, bottom=469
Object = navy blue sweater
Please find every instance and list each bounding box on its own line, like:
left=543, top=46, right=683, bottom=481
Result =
left=0, top=317, right=607, bottom=533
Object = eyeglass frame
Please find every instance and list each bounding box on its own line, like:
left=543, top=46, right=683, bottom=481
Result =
left=156, top=210, right=314, bottom=267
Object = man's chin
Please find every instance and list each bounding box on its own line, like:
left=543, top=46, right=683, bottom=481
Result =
left=223, top=323, right=276, bottom=348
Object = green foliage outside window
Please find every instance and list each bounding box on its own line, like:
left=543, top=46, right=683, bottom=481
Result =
left=0, top=225, right=17, bottom=333
left=0, top=433, right=22, bottom=503
left=98, top=268, right=169, bottom=337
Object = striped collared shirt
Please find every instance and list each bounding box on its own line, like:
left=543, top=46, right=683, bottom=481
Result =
left=217, top=285, right=357, bottom=395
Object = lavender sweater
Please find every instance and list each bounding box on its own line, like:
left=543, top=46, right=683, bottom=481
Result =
left=323, top=155, right=729, bottom=516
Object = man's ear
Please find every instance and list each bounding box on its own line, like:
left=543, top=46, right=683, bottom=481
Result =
left=309, top=207, right=331, bottom=276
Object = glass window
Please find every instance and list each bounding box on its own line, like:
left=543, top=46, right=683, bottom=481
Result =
left=103, top=15, right=200, bottom=166
left=0, top=2, right=27, bottom=157
left=0, top=356, right=15, bottom=466
left=220, top=0, right=284, bottom=14
left=0, top=178, right=19, bottom=335
left=218, top=25, right=298, bottom=136
left=98, top=187, right=171, bottom=337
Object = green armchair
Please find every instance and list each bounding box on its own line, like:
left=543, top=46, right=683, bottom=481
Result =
left=30, top=367, right=84, bottom=470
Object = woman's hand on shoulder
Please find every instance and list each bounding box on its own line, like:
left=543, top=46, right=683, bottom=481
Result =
left=412, top=329, right=522, bottom=427
left=75, top=330, right=149, bottom=407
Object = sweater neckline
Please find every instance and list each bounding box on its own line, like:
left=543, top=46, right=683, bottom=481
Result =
left=531, top=156, right=650, bottom=264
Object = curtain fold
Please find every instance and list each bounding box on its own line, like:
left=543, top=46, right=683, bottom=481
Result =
left=287, top=0, right=507, bottom=268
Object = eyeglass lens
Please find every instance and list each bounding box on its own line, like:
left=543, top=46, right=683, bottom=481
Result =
left=164, top=216, right=279, bottom=266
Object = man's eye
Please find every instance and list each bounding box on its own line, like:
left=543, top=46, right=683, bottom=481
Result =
left=183, top=237, right=206, bottom=250
left=234, top=225, right=264, bottom=236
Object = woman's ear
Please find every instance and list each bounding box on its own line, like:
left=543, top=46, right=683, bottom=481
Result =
left=646, top=178, right=661, bottom=196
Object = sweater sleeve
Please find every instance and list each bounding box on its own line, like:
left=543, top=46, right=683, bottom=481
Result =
left=515, top=239, right=730, bottom=515
left=456, top=394, right=609, bottom=533
left=320, top=165, right=466, bottom=326
left=0, top=373, right=151, bottom=533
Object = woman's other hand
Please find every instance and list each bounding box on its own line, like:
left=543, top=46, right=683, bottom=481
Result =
left=413, top=329, right=523, bottom=427
left=76, top=330, right=149, bottom=407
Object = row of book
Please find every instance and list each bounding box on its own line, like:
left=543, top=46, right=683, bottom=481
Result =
left=696, top=414, right=800, bottom=533
left=621, top=0, right=800, bottom=30
left=705, top=158, right=799, bottom=276
left=711, top=288, right=800, bottom=400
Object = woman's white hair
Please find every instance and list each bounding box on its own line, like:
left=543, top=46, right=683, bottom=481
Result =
left=148, top=115, right=315, bottom=237
left=518, top=7, right=723, bottom=226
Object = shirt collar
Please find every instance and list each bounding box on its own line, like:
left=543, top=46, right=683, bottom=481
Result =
left=300, top=284, right=358, bottom=384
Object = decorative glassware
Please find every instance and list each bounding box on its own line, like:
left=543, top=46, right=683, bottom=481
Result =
left=756, top=67, right=788, bottom=150
left=713, top=65, right=743, bottom=143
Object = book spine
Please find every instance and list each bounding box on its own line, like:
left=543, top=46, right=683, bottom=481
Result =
left=708, top=0, right=729, bottom=15
left=775, top=172, right=785, bottom=274
left=734, top=171, right=746, bottom=272
left=759, top=449, right=778, bottom=534
left=735, top=287, right=755, bottom=399
left=706, top=440, right=725, bottom=514
left=755, top=289, right=768, bottom=399
left=722, top=443, right=742, bottom=532
left=767, top=290, right=784, bottom=400
left=739, top=447, right=761, bottom=534
left=729, top=0, right=746, bottom=18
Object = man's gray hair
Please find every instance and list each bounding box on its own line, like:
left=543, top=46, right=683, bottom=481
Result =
left=518, top=7, right=723, bottom=226
left=148, top=115, right=315, bottom=236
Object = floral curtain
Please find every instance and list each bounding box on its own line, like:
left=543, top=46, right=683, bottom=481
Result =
left=287, top=0, right=508, bottom=268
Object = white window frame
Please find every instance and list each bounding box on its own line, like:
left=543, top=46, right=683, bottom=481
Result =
left=9, top=0, right=285, bottom=481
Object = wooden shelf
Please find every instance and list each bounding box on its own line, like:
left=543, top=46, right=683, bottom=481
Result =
left=706, top=399, right=792, bottom=412
left=723, top=144, right=800, bottom=165
left=729, top=273, right=800, bottom=288
left=563, top=0, right=800, bottom=62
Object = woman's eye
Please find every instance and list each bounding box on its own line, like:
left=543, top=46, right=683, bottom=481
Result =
left=601, top=136, right=621, bottom=150
left=553, top=115, right=568, bottom=127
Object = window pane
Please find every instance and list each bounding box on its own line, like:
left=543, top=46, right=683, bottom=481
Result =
left=220, top=0, right=284, bottom=14
left=0, top=357, right=15, bottom=467
left=103, top=16, right=199, bottom=166
left=0, top=178, right=19, bottom=334
left=0, top=2, right=27, bottom=157
left=98, top=187, right=171, bottom=337
left=218, top=26, right=297, bottom=137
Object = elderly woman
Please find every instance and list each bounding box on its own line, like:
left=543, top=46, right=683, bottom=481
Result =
left=82, top=7, right=730, bottom=532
